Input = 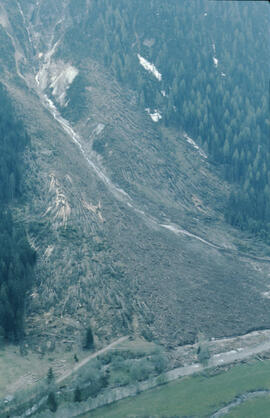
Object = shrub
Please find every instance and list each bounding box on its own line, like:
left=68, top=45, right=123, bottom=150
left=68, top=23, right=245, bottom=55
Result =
left=151, top=354, right=168, bottom=374
left=197, top=345, right=210, bottom=366
left=130, top=359, right=154, bottom=382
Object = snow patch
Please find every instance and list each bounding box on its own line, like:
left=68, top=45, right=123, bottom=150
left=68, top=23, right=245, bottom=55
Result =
left=145, top=108, right=162, bottom=122
left=183, top=133, right=207, bottom=159
left=49, top=63, right=78, bottom=107
left=213, top=56, right=218, bottom=67
left=36, top=58, right=78, bottom=107
left=161, top=90, right=167, bottom=97
left=212, top=43, right=219, bottom=68
left=137, top=54, right=162, bottom=81
left=35, top=41, right=60, bottom=90
left=0, top=8, right=9, bottom=29
left=221, top=72, right=226, bottom=77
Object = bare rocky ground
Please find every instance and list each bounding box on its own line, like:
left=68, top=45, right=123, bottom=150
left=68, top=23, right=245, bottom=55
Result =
left=172, top=329, right=270, bottom=368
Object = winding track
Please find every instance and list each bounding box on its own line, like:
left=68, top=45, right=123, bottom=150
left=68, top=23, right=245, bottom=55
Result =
left=56, top=336, right=129, bottom=384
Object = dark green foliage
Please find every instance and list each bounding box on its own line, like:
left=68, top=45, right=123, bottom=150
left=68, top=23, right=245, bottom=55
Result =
left=197, top=344, right=210, bottom=366
left=0, top=83, right=35, bottom=341
left=60, top=74, right=88, bottom=123
left=0, top=84, right=29, bottom=202
left=84, top=326, right=94, bottom=349
left=0, top=27, right=16, bottom=74
left=76, top=359, right=106, bottom=398
left=61, top=0, right=269, bottom=240
left=152, top=353, right=168, bottom=374
left=129, top=358, right=155, bottom=382
left=47, top=367, right=54, bottom=384
left=47, top=392, right=58, bottom=412
left=74, top=386, right=82, bottom=402
left=0, top=212, right=35, bottom=341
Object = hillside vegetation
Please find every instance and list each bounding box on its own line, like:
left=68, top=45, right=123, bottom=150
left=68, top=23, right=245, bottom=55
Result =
left=0, top=83, right=36, bottom=342
left=60, top=0, right=270, bottom=241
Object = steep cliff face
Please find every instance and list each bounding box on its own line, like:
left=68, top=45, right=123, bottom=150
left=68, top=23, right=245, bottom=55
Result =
left=0, top=0, right=269, bottom=349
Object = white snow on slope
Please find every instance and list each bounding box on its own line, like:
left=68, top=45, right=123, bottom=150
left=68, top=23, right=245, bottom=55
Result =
left=36, top=43, right=78, bottom=107
left=183, top=133, right=207, bottom=159
left=212, top=42, right=218, bottom=68
left=145, top=108, right=162, bottom=122
left=161, top=224, right=218, bottom=249
left=50, top=64, right=78, bottom=106
left=137, top=54, right=162, bottom=81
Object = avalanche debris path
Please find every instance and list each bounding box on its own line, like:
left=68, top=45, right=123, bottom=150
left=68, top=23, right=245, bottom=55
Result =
left=34, top=40, right=221, bottom=250
left=37, top=69, right=270, bottom=265
left=38, top=93, right=270, bottom=264
left=13, top=0, right=270, bottom=264
left=41, top=91, right=223, bottom=248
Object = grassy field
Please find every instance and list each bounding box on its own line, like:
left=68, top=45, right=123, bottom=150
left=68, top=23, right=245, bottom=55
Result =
left=227, top=395, right=270, bottom=418
left=0, top=337, right=160, bottom=409
left=80, top=359, right=270, bottom=418
left=114, top=338, right=159, bottom=355
left=0, top=344, right=78, bottom=396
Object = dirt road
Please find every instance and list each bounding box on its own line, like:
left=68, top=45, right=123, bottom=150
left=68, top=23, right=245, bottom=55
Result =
left=56, top=336, right=129, bottom=384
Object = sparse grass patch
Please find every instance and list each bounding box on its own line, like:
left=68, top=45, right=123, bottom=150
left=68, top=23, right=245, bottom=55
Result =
left=0, top=344, right=84, bottom=397
left=115, top=337, right=160, bottom=356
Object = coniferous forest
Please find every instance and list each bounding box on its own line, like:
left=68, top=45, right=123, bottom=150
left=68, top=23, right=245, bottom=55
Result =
left=0, top=83, right=36, bottom=342
left=61, top=0, right=269, bottom=241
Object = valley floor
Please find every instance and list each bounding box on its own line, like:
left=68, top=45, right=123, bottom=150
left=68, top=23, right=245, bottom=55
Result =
left=79, top=359, right=270, bottom=418
left=2, top=330, right=270, bottom=417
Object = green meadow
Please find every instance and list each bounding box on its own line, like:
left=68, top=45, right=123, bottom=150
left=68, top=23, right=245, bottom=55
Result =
left=81, top=359, right=270, bottom=417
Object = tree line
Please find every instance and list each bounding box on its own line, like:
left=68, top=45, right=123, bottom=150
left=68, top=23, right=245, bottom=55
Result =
left=0, top=83, right=36, bottom=342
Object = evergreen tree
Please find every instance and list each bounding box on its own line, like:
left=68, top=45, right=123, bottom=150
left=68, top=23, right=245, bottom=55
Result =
left=84, top=326, right=94, bottom=349
left=47, top=392, right=58, bottom=412
left=0, top=83, right=36, bottom=342
left=74, top=386, right=82, bottom=402
left=47, top=367, right=54, bottom=384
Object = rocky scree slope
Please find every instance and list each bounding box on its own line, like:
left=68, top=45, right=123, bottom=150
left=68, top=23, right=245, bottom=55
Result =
left=0, top=0, right=270, bottom=349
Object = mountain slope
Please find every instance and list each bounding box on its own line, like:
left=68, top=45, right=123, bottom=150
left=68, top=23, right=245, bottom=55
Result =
left=0, top=0, right=269, bottom=351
